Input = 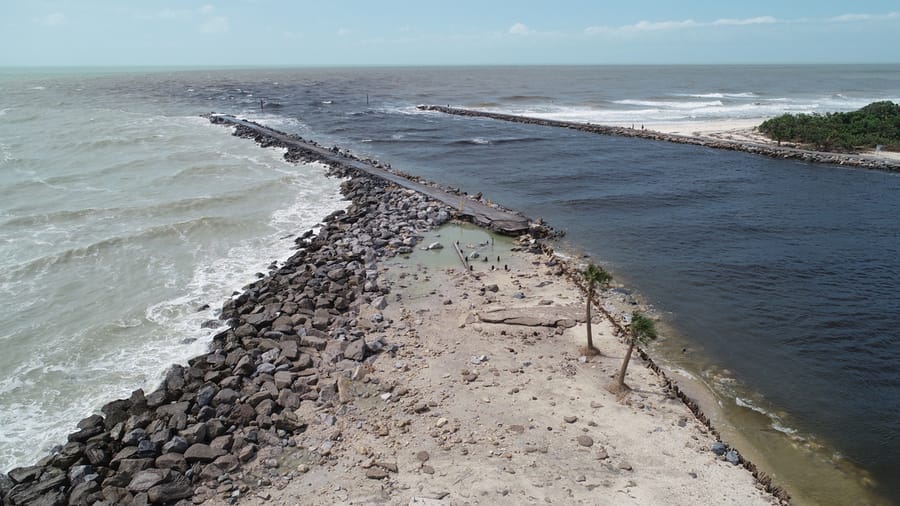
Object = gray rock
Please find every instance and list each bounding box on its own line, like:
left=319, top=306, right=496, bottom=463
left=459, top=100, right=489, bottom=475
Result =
left=179, top=423, right=208, bottom=445
left=273, top=411, right=306, bottom=433
left=147, top=474, right=193, bottom=503
left=116, top=458, right=155, bottom=476
left=199, top=463, right=225, bottom=481
left=7, top=465, right=42, bottom=484
left=68, top=479, right=100, bottom=505
left=213, top=453, right=240, bottom=473
left=371, top=296, right=388, bottom=310
left=366, top=467, right=389, bottom=480
left=311, top=309, right=331, bottom=330
left=576, top=435, right=594, bottom=447
left=256, top=362, right=277, bottom=375
left=273, top=370, right=295, bottom=390
left=280, top=339, right=299, bottom=360
left=162, top=436, right=188, bottom=454
left=277, top=389, right=300, bottom=410
left=725, top=450, right=741, bottom=465
left=0, top=473, right=14, bottom=497
left=67, top=425, right=104, bottom=443
left=196, top=384, right=218, bottom=407
left=127, top=469, right=168, bottom=493
left=155, top=453, right=187, bottom=472
left=711, top=442, right=727, bottom=456
left=122, top=428, right=147, bottom=446
left=212, top=388, right=239, bottom=406
left=184, top=443, right=226, bottom=462
left=135, top=439, right=159, bottom=459
left=345, top=339, right=367, bottom=361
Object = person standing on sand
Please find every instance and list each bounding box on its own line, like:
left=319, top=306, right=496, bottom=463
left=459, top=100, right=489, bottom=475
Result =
left=259, top=98, right=264, bottom=111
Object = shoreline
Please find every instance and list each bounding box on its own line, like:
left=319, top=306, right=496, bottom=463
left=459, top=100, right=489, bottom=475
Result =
left=1, top=118, right=784, bottom=505
left=417, top=105, right=900, bottom=172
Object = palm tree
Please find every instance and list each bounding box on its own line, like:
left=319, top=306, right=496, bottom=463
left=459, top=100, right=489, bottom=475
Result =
left=583, top=263, right=612, bottom=351
left=610, top=312, right=658, bottom=393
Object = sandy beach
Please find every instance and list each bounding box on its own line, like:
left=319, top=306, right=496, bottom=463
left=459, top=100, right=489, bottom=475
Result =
left=202, top=223, right=779, bottom=506
left=633, top=118, right=900, bottom=164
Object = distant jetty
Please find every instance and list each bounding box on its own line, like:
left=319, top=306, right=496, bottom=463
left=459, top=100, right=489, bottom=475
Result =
left=206, top=114, right=535, bottom=236
left=418, top=105, right=900, bottom=172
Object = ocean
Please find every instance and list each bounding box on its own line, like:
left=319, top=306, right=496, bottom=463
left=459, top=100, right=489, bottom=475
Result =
left=1, top=65, right=898, bottom=505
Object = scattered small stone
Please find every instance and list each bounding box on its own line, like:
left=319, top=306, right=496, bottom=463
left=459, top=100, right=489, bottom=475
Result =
left=376, top=462, right=399, bottom=473
left=366, top=468, right=389, bottom=480
left=416, top=451, right=430, bottom=462
left=725, top=450, right=740, bottom=465
left=711, top=442, right=727, bottom=456
left=563, top=416, right=578, bottom=424
left=421, top=465, right=435, bottom=475
left=576, top=435, right=594, bottom=447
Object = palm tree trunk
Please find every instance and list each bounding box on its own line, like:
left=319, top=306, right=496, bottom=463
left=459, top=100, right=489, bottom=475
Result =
left=585, top=288, right=594, bottom=349
left=616, top=340, right=635, bottom=388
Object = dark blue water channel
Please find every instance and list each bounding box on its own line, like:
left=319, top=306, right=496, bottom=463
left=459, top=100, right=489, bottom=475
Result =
left=298, top=108, right=900, bottom=502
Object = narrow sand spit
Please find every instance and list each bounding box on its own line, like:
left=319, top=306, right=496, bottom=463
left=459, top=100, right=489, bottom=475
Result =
left=209, top=225, right=777, bottom=506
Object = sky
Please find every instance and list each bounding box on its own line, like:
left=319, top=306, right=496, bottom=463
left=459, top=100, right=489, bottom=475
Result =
left=2, top=1, right=899, bottom=66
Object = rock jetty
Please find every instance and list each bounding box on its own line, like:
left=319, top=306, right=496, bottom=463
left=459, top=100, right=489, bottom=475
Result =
left=0, top=118, right=545, bottom=506
left=418, top=105, right=900, bottom=172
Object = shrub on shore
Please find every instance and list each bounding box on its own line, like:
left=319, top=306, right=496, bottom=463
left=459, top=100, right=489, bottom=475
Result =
left=758, top=100, right=900, bottom=152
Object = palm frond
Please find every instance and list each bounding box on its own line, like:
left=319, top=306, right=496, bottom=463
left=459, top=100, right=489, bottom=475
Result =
left=629, top=312, right=658, bottom=345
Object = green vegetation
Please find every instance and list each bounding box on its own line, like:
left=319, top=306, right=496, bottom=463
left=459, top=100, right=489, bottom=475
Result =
left=608, top=312, right=658, bottom=395
left=758, top=101, right=900, bottom=152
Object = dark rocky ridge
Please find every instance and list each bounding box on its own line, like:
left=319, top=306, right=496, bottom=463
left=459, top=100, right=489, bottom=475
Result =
left=418, top=105, right=900, bottom=172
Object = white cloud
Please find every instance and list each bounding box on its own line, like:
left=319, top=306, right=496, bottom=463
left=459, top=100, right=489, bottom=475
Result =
left=283, top=30, right=301, bottom=40
left=337, top=27, right=350, bottom=36
left=713, top=16, right=778, bottom=26
left=36, top=12, right=67, bottom=27
left=199, top=16, right=229, bottom=33
left=509, top=22, right=531, bottom=35
left=829, top=12, right=899, bottom=23
left=624, top=19, right=698, bottom=31
left=586, top=12, right=896, bottom=35
left=200, top=5, right=216, bottom=15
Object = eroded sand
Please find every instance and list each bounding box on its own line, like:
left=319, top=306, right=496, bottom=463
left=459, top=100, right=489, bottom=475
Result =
left=209, top=226, right=776, bottom=506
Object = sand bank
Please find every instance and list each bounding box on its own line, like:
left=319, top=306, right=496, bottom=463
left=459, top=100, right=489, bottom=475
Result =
left=204, top=223, right=780, bottom=506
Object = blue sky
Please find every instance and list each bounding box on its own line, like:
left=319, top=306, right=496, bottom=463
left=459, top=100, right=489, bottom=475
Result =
left=2, top=1, right=899, bottom=66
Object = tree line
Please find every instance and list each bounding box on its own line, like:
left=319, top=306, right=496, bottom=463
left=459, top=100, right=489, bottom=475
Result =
left=758, top=101, right=900, bottom=152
